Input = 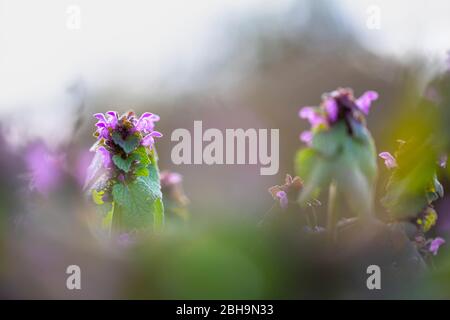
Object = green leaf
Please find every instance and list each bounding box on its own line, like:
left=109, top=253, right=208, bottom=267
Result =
left=135, top=166, right=149, bottom=177
left=134, top=146, right=151, bottom=166
left=112, top=154, right=134, bottom=172
left=295, top=120, right=378, bottom=216
left=153, top=198, right=164, bottom=231
left=112, top=132, right=140, bottom=154
left=111, top=161, right=163, bottom=230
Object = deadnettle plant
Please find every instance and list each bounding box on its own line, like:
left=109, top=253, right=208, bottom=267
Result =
left=84, top=111, right=164, bottom=234
left=295, top=88, right=379, bottom=231
left=379, top=141, right=445, bottom=258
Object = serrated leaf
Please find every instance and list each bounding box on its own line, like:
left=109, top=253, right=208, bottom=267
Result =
left=135, top=166, right=149, bottom=176
left=134, top=146, right=151, bottom=166
left=112, top=154, right=134, bottom=172
left=111, top=167, right=163, bottom=230
left=112, top=132, right=140, bottom=154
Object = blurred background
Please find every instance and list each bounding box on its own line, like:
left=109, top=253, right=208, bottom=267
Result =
left=1, top=0, right=450, bottom=299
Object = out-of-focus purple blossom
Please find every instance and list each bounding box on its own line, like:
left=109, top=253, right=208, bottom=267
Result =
left=429, top=237, right=445, bottom=255
left=75, top=151, right=94, bottom=186
left=97, top=146, right=112, bottom=169
left=160, top=171, right=183, bottom=187
left=276, top=190, right=288, bottom=209
left=299, top=131, right=313, bottom=146
left=379, top=152, right=397, bottom=169
left=25, top=144, right=65, bottom=195
left=298, top=88, right=378, bottom=145
left=298, top=107, right=326, bottom=128
left=324, top=98, right=338, bottom=122
left=355, top=91, right=379, bottom=115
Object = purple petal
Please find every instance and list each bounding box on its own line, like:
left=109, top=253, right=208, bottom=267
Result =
left=355, top=91, right=379, bottom=115
left=106, top=111, right=118, bottom=128
left=149, top=130, right=163, bottom=137
left=430, top=237, right=445, bottom=255
left=300, top=131, right=313, bottom=146
left=276, top=190, right=288, bottom=209
left=325, top=98, right=338, bottom=122
left=299, top=107, right=326, bottom=127
left=141, top=135, right=155, bottom=147
left=379, top=152, right=397, bottom=169
left=97, top=146, right=112, bottom=168
left=94, top=113, right=107, bottom=123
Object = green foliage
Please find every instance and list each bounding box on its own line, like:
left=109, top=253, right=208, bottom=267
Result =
left=381, top=140, right=440, bottom=219
left=295, top=121, right=377, bottom=216
left=112, top=132, right=140, bottom=154
left=111, top=152, right=163, bottom=231
left=112, top=154, right=135, bottom=172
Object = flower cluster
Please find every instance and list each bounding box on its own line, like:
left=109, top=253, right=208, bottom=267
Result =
left=92, top=111, right=162, bottom=170
left=298, top=88, right=378, bottom=145
left=268, top=174, right=303, bottom=209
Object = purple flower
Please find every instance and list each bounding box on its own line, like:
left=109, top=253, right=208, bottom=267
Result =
left=276, top=190, right=288, bottom=209
left=355, top=91, right=379, bottom=115
left=429, top=237, right=445, bottom=255
left=298, top=88, right=378, bottom=147
left=324, top=98, right=338, bottom=122
left=136, top=112, right=160, bottom=133
left=89, top=111, right=162, bottom=180
left=25, top=144, right=64, bottom=195
left=298, top=107, right=327, bottom=128
left=141, top=130, right=163, bottom=148
left=379, top=152, right=397, bottom=169
left=97, top=146, right=112, bottom=169
left=160, top=171, right=183, bottom=187
left=300, top=131, right=313, bottom=146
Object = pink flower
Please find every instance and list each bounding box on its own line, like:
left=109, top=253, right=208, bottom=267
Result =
left=298, top=107, right=327, bottom=128
left=429, top=237, right=445, bottom=255
left=300, top=131, right=313, bottom=146
left=324, top=98, right=338, bottom=122
left=355, top=91, right=379, bottom=115
left=276, top=190, right=288, bottom=209
left=97, top=146, right=112, bottom=169
left=379, top=152, right=397, bottom=169
left=25, top=144, right=64, bottom=195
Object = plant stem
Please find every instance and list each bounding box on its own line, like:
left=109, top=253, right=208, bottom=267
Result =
left=327, top=181, right=338, bottom=241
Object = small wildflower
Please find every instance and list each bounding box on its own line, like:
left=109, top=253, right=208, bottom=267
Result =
left=355, top=91, right=379, bottom=115
left=299, top=131, right=313, bottom=146
left=269, top=174, right=303, bottom=209
left=298, top=88, right=378, bottom=144
left=275, top=191, right=288, bottom=209
left=429, top=237, right=445, bottom=255
left=160, top=170, right=189, bottom=206
left=379, top=151, right=397, bottom=169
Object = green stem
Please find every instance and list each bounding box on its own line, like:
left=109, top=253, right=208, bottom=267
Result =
left=327, top=181, right=338, bottom=241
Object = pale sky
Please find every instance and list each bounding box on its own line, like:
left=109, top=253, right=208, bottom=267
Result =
left=1, top=0, right=450, bottom=112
